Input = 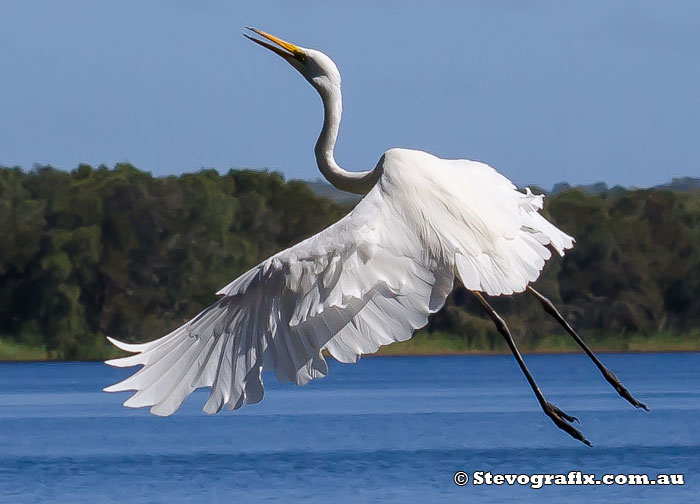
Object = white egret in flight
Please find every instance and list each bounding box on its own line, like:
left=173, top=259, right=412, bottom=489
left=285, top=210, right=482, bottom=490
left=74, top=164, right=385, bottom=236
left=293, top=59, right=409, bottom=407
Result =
left=105, top=28, right=647, bottom=445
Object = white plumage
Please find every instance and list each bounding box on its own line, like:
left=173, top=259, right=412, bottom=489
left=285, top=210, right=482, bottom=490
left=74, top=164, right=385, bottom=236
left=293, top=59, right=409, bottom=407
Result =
left=105, top=148, right=572, bottom=416
left=105, top=29, right=573, bottom=418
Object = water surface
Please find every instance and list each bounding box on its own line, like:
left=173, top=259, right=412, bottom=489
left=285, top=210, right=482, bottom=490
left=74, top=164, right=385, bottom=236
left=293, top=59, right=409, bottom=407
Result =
left=1, top=353, right=698, bottom=502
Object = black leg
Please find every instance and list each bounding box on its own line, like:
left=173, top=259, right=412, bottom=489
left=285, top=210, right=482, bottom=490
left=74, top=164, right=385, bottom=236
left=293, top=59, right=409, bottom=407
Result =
left=473, top=291, right=591, bottom=446
left=527, top=286, right=648, bottom=411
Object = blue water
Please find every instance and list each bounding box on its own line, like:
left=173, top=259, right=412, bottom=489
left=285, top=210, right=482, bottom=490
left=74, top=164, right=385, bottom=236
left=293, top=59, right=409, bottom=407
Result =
left=0, top=353, right=698, bottom=503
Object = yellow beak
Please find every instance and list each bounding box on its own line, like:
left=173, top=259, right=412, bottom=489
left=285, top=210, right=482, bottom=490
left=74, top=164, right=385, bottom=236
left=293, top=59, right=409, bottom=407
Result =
left=244, top=27, right=306, bottom=63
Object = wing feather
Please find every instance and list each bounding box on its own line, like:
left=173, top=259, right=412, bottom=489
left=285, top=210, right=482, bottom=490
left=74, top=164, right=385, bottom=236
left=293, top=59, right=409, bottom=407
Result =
left=105, top=148, right=574, bottom=416
left=378, top=148, right=573, bottom=296
left=105, top=182, right=454, bottom=414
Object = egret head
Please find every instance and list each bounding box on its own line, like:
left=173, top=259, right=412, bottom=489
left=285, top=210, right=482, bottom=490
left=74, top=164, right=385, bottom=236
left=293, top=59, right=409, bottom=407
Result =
left=244, top=27, right=341, bottom=95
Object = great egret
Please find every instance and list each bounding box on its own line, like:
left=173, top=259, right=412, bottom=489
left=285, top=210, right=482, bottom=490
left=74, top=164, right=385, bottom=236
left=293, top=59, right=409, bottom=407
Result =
left=105, top=28, right=647, bottom=445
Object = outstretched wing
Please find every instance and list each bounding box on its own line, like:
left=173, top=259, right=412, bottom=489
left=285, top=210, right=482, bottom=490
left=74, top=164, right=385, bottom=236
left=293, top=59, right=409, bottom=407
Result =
left=105, top=148, right=575, bottom=417
left=104, top=183, right=455, bottom=416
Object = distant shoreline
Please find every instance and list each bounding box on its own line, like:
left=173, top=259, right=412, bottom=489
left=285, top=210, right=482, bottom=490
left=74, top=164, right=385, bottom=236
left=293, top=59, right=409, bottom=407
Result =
left=368, top=348, right=700, bottom=357
left=3, top=351, right=700, bottom=365
left=2, top=351, right=700, bottom=364
left=2, top=334, right=699, bottom=363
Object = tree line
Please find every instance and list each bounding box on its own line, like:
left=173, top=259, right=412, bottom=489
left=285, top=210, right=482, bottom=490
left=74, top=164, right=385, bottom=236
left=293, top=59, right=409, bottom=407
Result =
left=1, top=164, right=698, bottom=359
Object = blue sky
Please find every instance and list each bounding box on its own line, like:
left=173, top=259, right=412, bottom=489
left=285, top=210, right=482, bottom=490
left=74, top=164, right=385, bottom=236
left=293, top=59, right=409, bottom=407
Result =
left=1, top=1, right=698, bottom=189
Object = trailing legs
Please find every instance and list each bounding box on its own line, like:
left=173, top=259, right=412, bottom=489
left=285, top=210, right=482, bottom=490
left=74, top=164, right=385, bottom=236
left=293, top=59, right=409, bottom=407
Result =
left=473, top=291, right=591, bottom=446
left=527, top=286, right=648, bottom=411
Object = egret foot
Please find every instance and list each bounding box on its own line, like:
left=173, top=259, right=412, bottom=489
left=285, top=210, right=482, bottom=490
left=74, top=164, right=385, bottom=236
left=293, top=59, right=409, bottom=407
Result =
left=546, top=402, right=580, bottom=424
left=543, top=401, right=591, bottom=447
left=601, top=368, right=649, bottom=411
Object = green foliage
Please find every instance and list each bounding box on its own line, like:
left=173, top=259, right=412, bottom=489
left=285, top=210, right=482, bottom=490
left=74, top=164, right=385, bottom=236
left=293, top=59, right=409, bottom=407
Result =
left=0, top=164, right=698, bottom=360
left=0, top=164, right=344, bottom=359
left=0, top=337, right=49, bottom=361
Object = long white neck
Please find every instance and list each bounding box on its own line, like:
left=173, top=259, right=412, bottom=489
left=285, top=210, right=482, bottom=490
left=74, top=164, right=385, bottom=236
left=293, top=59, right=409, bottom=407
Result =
left=314, top=85, right=380, bottom=195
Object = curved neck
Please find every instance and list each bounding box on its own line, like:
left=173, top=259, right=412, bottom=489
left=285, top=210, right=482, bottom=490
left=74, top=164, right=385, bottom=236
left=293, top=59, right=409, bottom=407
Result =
left=314, top=86, right=380, bottom=195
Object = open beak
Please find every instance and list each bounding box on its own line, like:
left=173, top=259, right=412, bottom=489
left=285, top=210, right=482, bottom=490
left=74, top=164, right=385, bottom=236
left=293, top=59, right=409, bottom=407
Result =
left=244, top=27, right=306, bottom=63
